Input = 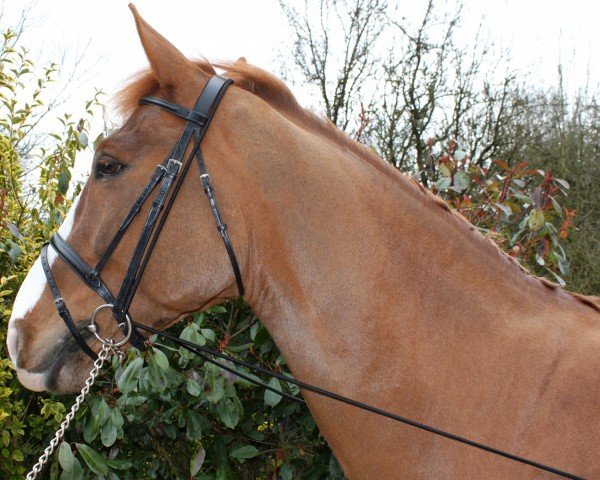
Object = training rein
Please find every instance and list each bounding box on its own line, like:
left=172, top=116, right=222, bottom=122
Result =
left=27, top=76, right=584, bottom=480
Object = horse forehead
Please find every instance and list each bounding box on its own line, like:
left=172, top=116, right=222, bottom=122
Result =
left=9, top=193, right=82, bottom=323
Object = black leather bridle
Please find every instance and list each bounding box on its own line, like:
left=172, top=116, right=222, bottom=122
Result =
left=41, top=75, right=243, bottom=360
left=37, top=75, right=584, bottom=480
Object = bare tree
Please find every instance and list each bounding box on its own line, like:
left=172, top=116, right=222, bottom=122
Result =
left=279, top=0, right=388, bottom=131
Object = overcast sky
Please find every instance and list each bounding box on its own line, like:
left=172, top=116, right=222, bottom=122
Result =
left=3, top=0, right=600, bottom=173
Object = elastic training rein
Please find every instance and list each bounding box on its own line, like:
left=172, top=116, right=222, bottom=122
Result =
left=30, top=76, right=585, bottom=480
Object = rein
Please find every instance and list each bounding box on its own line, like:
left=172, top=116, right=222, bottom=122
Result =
left=133, top=321, right=585, bottom=480
left=31, top=75, right=585, bottom=480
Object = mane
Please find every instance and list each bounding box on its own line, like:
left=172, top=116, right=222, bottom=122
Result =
left=116, top=59, right=600, bottom=314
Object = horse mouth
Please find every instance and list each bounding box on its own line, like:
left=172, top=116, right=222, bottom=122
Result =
left=16, top=324, right=95, bottom=392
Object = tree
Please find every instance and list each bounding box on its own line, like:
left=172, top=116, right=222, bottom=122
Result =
left=280, top=0, right=388, bottom=131
left=279, top=0, right=595, bottom=292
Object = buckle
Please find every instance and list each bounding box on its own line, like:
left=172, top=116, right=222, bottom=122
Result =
left=200, top=173, right=212, bottom=191
left=54, top=297, right=64, bottom=306
left=167, top=158, right=182, bottom=173
left=86, top=270, right=98, bottom=282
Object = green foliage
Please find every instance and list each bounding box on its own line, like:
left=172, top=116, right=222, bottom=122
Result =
left=510, top=88, right=600, bottom=294
left=47, top=307, right=337, bottom=480
left=431, top=140, right=574, bottom=284
left=0, top=27, right=95, bottom=480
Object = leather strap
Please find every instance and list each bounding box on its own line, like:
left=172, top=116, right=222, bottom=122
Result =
left=139, top=97, right=207, bottom=126
left=40, top=244, right=98, bottom=359
left=93, top=163, right=167, bottom=277
left=196, top=140, right=244, bottom=296
left=49, top=234, right=147, bottom=350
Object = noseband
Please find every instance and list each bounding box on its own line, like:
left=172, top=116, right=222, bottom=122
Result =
left=41, top=75, right=244, bottom=359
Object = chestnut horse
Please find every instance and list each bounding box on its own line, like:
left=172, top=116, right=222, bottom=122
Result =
left=7, top=6, right=599, bottom=479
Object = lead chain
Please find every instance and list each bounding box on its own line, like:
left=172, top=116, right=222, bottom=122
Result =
left=25, top=343, right=118, bottom=480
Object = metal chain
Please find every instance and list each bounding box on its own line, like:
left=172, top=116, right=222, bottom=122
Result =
left=25, top=343, right=116, bottom=480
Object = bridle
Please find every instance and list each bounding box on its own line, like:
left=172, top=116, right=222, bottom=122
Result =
left=41, top=75, right=243, bottom=359
left=36, top=75, right=584, bottom=480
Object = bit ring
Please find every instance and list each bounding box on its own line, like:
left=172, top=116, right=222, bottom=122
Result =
left=89, top=304, right=132, bottom=348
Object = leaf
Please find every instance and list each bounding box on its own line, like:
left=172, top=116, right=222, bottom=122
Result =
left=283, top=373, right=300, bottom=396
left=75, top=443, right=109, bottom=475
left=190, top=446, right=206, bottom=477
left=93, top=133, right=105, bottom=151
left=438, top=163, right=451, bottom=177
left=92, top=398, right=111, bottom=431
left=252, top=325, right=271, bottom=348
left=6, top=222, right=23, bottom=240
left=233, top=371, right=263, bottom=388
left=435, top=177, right=451, bottom=190
left=452, top=172, right=470, bottom=192
left=545, top=267, right=566, bottom=287
left=216, top=466, right=234, bottom=480
left=205, top=364, right=225, bottom=403
left=549, top=195, right=563, bottom=217
left=60, top=458, right=83, bottom=480
left=554, top=178, right=570, bottom=190
left=77, top=132, right=88, bottom=147
left=58, top=441, right=75, bottom=471
left=280, top=462, right=293, bottom=480
left=264, top=378, right=282, bottom=407
left=217, top=398, right=241, bottom=429
left=147, top=356, right=169, bottom=392
left=105, top=459, right=133, bottom=470
left=7, top=241, right=21, bottom=263
left=101, top=419, right=118, bottom=447
left=528, top=208, right=545, bottom=231
left=186, top=411, right=203, bottom=441
left=57, top=169, right=70, bottom=194
left=557, top=254, right=569, bottom=276
left=115, top=394, right=146, bottom=407
left=152, top=347, right=169, bottom=370
left=200, top=328, right=216, bottom=342
left=208, top=305, right=227, bottom=314
left=494, top=203, right=512, bottom=217
left=186, top=378, right=202, bottom=397
left=117, top=357, right=143, bottom=393
left=181, top=325, right=206, bottom=347
left=110, top=407, right=124, bottom=428
left=11, top=449, right=23, bottom=461
left=454, top=150, right=466, bottom=161
left=230, top=445, right=258, bottom=460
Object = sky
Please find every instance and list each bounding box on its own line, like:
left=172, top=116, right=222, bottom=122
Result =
left=3, top=0, right=600, bottom=174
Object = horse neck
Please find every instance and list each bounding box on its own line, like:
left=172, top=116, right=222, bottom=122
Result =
left=237, top=113, right=596, bottom=389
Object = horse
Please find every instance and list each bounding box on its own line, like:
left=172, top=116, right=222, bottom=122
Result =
left=7, top=5, right=599, bottom=479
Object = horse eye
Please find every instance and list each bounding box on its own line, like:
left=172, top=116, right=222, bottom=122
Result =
left=96, top=160, right=123, bottom=178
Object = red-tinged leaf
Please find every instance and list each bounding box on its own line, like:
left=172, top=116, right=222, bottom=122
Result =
left=514, top=161, right=529, bottom=170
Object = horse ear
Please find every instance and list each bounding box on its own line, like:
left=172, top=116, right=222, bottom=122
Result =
left=129, top=3, right=193, bottom=89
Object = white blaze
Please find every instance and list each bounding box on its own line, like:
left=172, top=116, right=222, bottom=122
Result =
left=7, top=193, right=82, bottom=381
